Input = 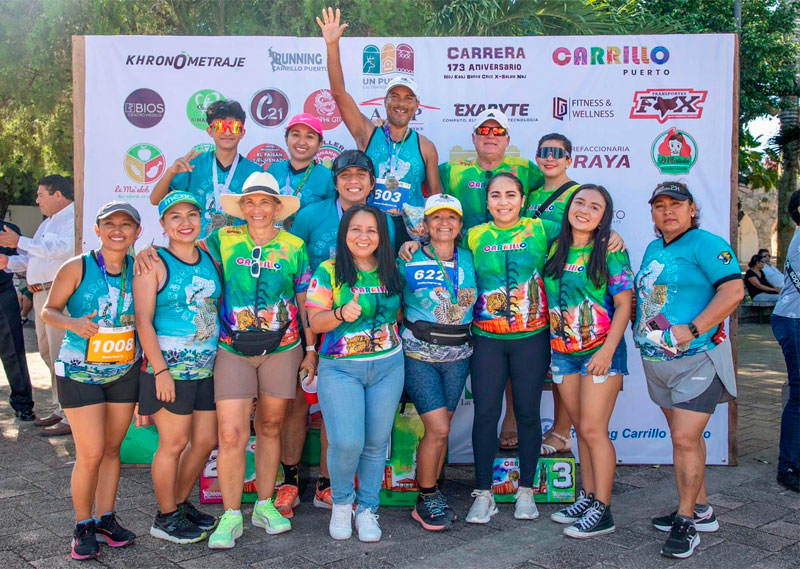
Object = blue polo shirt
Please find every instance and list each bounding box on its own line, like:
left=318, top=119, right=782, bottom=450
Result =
left=290, top=198, right=396, bottom=272
left=634, top=228, right=741, bottom=361
left=170, top=150, right=262, bottom=237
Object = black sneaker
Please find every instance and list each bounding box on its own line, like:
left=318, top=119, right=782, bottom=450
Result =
left=551, top=490, right=594, bottom=524
left=95, top=512, right=135, bottom=547
left=777, top=469, right=800, bottom=493
left=563, top=500, right=615, bottom=538
left=652, top=506, right=719, bottom=532
left=71, top=521, right=99, bottom=560
left=412, top=493, right=453, bottom=531
left=661, top=516, right=700, bottom=558
left=178, top=500, right=218, bottom=530
left=434, top=488, right=457, bottom=522
left=14, top=409, right=35, bottom=422
left=150, top=510, right=207, bottom=544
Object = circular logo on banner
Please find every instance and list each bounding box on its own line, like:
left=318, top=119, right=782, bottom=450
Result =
left=247, top=143, right=289, bottom=170
left=186, top=89, right=226, bottom=130
left=124, top=143, right=166, bottom=183
left=304, top=89, right=342, bottom=129
left=250, top=89, right=290, bottom=128
left=123, top=89, right=165, bottom=128
left=315, top=141, right=345, bottom=169
left=651, top=127, right=697, bottom=175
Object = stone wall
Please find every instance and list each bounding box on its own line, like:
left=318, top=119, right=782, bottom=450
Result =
left=738, top=182, right=777, bottom=261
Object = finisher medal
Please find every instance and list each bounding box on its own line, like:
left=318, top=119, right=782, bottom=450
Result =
left=386, top=176, right=399, bottom=191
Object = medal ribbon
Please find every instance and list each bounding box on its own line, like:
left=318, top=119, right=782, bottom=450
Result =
left=429, top=245, right=459, bottom=305
left=382, top=124, right=409, bottom=179
left=211, top=151, right=240, bottom=210
left=286, top=161, right=315, bottom=197
left=96, top=250, right=127, bottom=324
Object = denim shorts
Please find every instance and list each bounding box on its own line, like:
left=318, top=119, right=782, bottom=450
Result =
left=550, top=341, right=628, bottom=384
left=403, top=355, right=470, bottom=415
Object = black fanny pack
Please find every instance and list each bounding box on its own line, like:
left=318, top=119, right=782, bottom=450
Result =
left=404, top=319, right=471, bottom=347
left=229, top=322, right=290, bottom=357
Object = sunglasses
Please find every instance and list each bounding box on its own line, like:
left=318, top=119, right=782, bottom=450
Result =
left=251, top=246, right=262, bottom=278
left=210, top=119, right=244, bottom=134
left=474, top=126, right=508, bottom=137
left=536, top=147, right=570, bottom=159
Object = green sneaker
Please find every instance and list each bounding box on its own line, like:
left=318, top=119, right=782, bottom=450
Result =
left=251, top=498, right=292, bottom=535
left=207, top=510, right=243, bottom=549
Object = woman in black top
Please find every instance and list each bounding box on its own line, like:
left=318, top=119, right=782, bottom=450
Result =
left=745, top=254, right=781, bottom=301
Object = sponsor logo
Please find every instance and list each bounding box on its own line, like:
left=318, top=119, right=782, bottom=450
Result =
left=571, top=145, right=631, bottom=169
left=447, top=103, right=537, bottom=125
left=125, top=53, right=245, bottom=69
left=608, top=428, right=669, bottom=441
left=123, top=88, right=165, bottom=128
left=186, top=89, right=225, bottom=130
left=483, top=242, right=528, bottom=252
left=250, top=89, right=290, bottom=128
left=315, top=140, right=345, bottom=169
left=552, top=97, right=614, bottom=121
left=651, top=128, right=698, bottom=174
left=552, top=45, right=670, bottom=76
left=445, top=46, right=525, bottom=72
left=304, top=89, right=342, bottom=129
left=717, top=251, right=733, bottom=265
left=235, top=257, right=282, bottom=270
left=247, top=143, right=288, bottom=171
left=564, top=263, right=586, bottom=273
left=359, top=97, right=440, bottom=128
left=362, top=43, right=414, bottom=88
left=123, top=143, right=166, bottom=184
left=630, top=89, right=707, bottom=123
left=267, top=47, right=325, bottom=72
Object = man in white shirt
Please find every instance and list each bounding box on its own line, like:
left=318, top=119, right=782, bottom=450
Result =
left=0, top=175, right=75, bottom=436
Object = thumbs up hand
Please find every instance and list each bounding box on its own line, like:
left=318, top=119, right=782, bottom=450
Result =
left=72, top=309, right=100, bottom=338
left=341, top=291, right=362, bottom=322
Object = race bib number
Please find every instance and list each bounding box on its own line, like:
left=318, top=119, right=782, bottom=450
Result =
left=372, top=179, right=411, bottom=213
left=405, top=261, right=456, bottom=290
left=85, top=326, right=136, bottom=364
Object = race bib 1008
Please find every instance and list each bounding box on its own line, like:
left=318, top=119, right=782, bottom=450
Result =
left=85, top=326, right=136, bottom=364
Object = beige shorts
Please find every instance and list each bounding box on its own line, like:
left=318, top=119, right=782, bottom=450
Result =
left=213, top=345, right=302, bottom=401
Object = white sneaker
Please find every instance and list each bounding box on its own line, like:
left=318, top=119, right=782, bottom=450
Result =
left=329, top=504, right=353, bottom=540
left=466, top=489, right=499, bottom=524
left=514, top=486, right=539, bottom=520
left=355, top=509, right=382, bottom=542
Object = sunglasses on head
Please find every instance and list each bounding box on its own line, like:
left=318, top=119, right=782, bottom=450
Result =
left=210, top=119, right=244, bottom=135
left=536, top=147, right=570, bottom=159
left=474, top=126, right=508, bottom=137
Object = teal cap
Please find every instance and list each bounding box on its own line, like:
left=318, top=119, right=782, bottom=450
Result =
left=158, top=192, right=201, bottom=218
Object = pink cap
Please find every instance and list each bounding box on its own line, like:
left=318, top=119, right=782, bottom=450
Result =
left=286, top=113, right=324, bottom=136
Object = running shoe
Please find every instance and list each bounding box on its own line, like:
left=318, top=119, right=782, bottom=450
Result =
left=178, top=500, right=217, bottom=531
left=150, top=510, right=207, bottom=544
left=513, top=486, right=539, bottom=520
left=652, top=506, right=719, bottom=532
left=208, top=510, right=243, bottom=549
left=274, top=484, right=300, bottom=518
left=71, top=521, right=99, bottom=560
left=777, top=469, right=800, bottom=493
left=551, top=490, right=594, bottom=524
left=661, top=516, right=700, bottom=558
left=95, top=512, right=135, bottom=547
left=434, top=488, right=457, bottom=522
left=465, top=489, right=498, bottom=524
left=563, top=500, right=615, bottom=538
left=314, top=483, right=333, bottom=509
left=412, top=493, right=452, bottom=531
left=355, top=509, right=381, bottom=542
left=329, top=503, right=353, bottom=540
left=252, top=498, right=292, bottom=535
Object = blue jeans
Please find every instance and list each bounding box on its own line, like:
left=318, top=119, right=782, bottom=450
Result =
left=772, top=315, right=800, bottom=472
left=317, top=350, right=405, bottom=512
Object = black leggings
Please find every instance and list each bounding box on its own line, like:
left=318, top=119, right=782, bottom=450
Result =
left=470, top=331, right=550, bottom=489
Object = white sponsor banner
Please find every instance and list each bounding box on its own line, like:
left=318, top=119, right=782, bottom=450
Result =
left=81, top=34, right=735, bottom=464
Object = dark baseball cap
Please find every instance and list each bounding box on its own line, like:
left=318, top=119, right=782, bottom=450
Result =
left=96, top=201, right=141, bottom=225
left=648, top=182, right=694, bottom=204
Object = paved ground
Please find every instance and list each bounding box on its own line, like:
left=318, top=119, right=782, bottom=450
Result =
left=0, top=322, right=798, bottom=568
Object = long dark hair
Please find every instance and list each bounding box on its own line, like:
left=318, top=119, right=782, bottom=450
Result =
left=334, top=204, right=402, bottom=295
left=545, top=184, right=614, bottom=288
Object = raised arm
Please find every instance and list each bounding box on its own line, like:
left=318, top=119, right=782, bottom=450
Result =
left=150, top=148, right=201, bottom=205
left=317, top=7, right=375, bottom=150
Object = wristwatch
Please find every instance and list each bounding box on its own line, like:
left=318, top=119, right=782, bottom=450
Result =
left=688, top=322, right=700, bottom=338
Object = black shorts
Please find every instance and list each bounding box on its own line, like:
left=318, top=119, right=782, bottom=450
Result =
left=58, top=362, right=141, bottom=409
left=138, top=372, right=216, bottom=416
left=673, top=374, right=728, bottom=415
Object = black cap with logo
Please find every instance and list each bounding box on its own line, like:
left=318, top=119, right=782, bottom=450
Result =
left=648, top=182, right=694, bottom=204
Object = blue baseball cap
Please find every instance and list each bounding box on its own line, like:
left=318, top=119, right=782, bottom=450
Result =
left=158, top=192, right=202, bottom=218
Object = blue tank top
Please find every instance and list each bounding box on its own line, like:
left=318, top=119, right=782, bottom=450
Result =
left=365, top=126, right=426, bottom=212
left=56, top=251, right=139, bottom=384
left=146, top=247, right=222, bottom=380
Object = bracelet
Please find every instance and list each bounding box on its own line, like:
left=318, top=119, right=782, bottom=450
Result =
left=154, top=368, right=169, bottom=377
left=688, top=322, right=700, bottom=338
left=305, top=345, right=317, bottom=352
left=334, top=307, right=344, bottom=321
